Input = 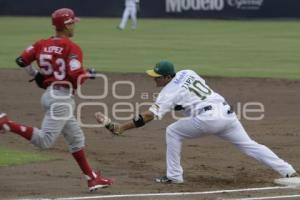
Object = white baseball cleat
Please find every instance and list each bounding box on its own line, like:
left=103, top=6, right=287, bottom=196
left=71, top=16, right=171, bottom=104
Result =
left=274, top=173, right=300, bottom=187
left=0, top=113, right=10, bottom=133
left=274, top=177, right=300, bottom=187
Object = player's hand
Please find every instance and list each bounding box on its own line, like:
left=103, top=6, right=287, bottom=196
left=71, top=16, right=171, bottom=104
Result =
left=95, top=112, right=123, bottom=136
left=86, top=68, right=96, bottom=79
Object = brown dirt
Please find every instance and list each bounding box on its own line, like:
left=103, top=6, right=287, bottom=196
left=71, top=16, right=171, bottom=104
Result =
left=0, top=69, right=300, bottom=199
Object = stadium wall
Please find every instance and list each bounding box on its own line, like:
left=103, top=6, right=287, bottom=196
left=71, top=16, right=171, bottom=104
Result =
left=0, top=0, right=300, bottom=19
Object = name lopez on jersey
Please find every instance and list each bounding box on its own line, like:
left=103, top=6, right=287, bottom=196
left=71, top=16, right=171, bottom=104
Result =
left=44, top=46, right=64, bottom=54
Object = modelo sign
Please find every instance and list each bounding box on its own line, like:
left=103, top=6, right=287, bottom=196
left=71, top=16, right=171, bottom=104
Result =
left=166, top=0, right=264, bottom=13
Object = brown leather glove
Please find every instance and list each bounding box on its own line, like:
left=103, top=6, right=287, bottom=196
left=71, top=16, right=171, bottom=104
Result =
left=95, top=112, right=123, bottom=135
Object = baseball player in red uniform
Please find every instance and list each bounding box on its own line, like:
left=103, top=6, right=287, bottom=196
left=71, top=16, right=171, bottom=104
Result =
left=0, top=8, right=113, bottom=192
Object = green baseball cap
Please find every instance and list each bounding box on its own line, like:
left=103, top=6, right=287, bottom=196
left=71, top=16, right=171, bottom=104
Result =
left=146, top=60, right=176, bottom=77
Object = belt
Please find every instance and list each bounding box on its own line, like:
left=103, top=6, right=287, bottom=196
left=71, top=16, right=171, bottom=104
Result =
left=199, top=103, right=234, bottom=115
left=223, top=102, right=234, bottom=114
left=227, top=106, right=234, bottom=114
left=196, top=105, right=212, bottom=115
left=203, top=105, right=212, bottom=112
left=52, top=84, right=71, bottom=90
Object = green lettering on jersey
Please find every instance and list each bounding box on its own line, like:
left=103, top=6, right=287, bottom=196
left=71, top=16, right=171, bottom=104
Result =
left=188, top=80, right=212, bottom=100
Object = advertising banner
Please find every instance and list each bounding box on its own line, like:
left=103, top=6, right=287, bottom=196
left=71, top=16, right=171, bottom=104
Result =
left=0, top=0, right=299, bottom=19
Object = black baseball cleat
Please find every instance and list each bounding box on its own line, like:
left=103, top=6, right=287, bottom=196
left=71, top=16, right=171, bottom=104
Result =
left=155, top=176, right=184, bottom=184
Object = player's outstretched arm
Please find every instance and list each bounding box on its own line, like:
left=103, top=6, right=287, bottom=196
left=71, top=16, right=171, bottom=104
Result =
left=95, top=111, right=155, bottom=135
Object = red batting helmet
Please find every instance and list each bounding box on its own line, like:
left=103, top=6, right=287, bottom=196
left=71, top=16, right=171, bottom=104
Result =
left=52, top=8, right=80, bottom=30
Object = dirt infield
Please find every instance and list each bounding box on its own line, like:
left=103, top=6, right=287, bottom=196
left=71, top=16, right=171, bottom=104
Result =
left=0, top=69, right=300, bottom=199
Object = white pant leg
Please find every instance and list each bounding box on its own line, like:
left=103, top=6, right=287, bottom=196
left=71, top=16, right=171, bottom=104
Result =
left=62, top=116, right=85, bottom=153
left=119, top=7, right=131, bottom=29
left=165, top=104, right=232, bottom=181
left=166, top=103, right=296, bottom=182
left=129, top=7, right=137, bottom=29
left=31, top=89, right=72, bottom=149
left=166, top=117, right=209, bottom=181
left=31, top=111, right=66, bottom=149
left=166, top=125, right=183, bottom=181
left=217, top=115, right=296, bottom=177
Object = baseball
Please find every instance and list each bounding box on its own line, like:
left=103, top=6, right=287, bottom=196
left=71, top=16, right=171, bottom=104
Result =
left=95, top=112, right=111, bottom=126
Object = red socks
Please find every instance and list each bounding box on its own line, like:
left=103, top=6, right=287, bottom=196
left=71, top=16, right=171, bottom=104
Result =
left=6, top=120, right=33, bottom=140
left=72, top=149, right=96, bottom=180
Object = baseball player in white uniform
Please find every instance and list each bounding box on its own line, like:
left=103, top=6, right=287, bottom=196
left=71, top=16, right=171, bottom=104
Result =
left=118, top=0, right=139, bottom=30
left=95, top=61, right=298, bottom=184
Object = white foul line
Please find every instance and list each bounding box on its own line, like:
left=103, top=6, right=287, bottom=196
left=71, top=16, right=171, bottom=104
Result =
left=223, top=194, right=300, bottom=200
left=16, top=186, right=292, bottom=200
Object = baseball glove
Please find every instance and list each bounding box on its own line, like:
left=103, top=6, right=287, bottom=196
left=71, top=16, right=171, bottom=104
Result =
left=86, top=68, right=97, bottom=79
left=29, top=72, right=46, bottom=89
left=95, top=112, right=122, bottom=135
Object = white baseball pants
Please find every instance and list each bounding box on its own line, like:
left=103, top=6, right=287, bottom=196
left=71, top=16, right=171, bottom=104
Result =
left=165, top=103, right=295, bottom=182
left=30, top=87, right=85, bottom=153
left=119, top=6, right=137, bottom=29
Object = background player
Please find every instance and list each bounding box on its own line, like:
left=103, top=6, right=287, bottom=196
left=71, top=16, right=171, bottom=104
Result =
left=118, top=0, right=139, bottom=30
left=95, top=60, right=298, bottom=184
left=0, top=8, right=113, bottom=192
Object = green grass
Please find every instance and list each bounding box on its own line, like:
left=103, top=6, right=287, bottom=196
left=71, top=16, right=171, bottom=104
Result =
left=0, top=147, right=51, bottom=167
left=0, top=17, right=300, bottom=79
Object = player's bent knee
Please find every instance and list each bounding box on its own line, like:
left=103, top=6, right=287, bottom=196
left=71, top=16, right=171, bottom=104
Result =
left=69, top=141, right=85, bottom=153
left=39, top=143, right=52, bottom=150
left=166, top=125, right=174, bottom=137
left=39, top=135, right=56, bottom=149
left=31, top=130, right=57, bottom=149
left=166, top=124, right=176, bottom=133
left=69, top=145, right=84, bottom=153
left=67, top=136, right=85, bottom=153
left=37, top=140, right=54, bottom=150
left=166, top=125, right=182, bottom=142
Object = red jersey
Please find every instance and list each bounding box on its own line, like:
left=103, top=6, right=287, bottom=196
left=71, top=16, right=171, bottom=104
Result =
left=20, top=36, right=87, bottom=89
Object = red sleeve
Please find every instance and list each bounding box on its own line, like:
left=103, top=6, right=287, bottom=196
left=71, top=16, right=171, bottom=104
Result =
left=67, top=43, right=88, bottom=89
left=20, top=41, right=39, bottom=65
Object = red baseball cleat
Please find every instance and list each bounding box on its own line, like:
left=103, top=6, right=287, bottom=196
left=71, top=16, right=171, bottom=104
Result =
left=0, top=113, right=9, bottom=133
left=88, top=172, right=113, bottom=192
